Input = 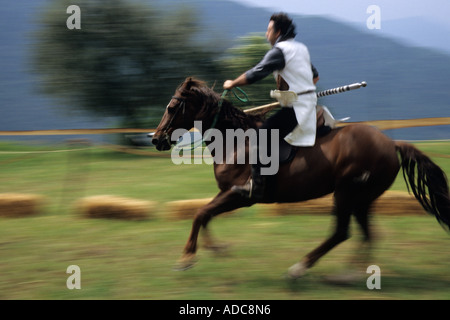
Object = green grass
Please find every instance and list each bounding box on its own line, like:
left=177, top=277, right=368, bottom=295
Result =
left=0, top=140, right=449, bottom=300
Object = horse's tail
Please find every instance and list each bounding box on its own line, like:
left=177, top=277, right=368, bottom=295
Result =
left=395, top=141, right=450, bottom=231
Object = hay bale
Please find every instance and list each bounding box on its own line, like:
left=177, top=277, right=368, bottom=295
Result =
left=0, top=193, right=45, bottom=218
left=165, top=198, right=238, bottom=220
left=372, top=191, right=424, bottom=216
left=165, top=198, right=213, bottom=220
left=264, top=195, right=334, bottom=216
left=76, top=195, right=156, bottom=220
left=264, top=191, right=425, bottom=216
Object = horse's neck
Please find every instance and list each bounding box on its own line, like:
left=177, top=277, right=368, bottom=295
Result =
left=203, top=98, right=254, bottom=143
left=199, top=93, right=257, bottom=178
left=204, top=118, right=252, bottom=180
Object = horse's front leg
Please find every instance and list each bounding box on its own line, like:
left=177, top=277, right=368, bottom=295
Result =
left=202, top=227, right=229, bottom=254
left=175, top=190, right=253, bottom=271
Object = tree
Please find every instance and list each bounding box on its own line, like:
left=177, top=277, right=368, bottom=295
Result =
left=220, top=34, right=276, bottom=109
left=31, top=0, right=219, bottom=128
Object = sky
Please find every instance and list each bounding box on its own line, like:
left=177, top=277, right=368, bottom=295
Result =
left=236, top=0, right=450, bottom=27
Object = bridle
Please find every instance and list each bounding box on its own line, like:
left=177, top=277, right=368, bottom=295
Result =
left=161, top=87, right=250, bottom=148
left=161, top=95, right=187, bottom=139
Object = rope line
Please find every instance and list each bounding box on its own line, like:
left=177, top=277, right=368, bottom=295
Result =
left=0, top=147, right=92, bottom=154
left=0, top=118, right=447, bottom=136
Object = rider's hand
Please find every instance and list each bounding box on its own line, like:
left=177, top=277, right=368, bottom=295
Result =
left=223, top=80, right=234, bottom=90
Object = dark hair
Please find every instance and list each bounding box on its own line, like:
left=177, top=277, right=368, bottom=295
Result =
left=270, top=12, right=296, bottom=39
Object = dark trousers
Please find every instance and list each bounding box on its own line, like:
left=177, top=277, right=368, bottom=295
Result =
left=254, top=107, right=298, bottom=169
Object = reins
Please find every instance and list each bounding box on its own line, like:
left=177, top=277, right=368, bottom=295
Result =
left=210, top=87, right=249, bottom=129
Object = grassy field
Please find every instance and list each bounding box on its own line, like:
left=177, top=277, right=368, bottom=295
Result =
left=0, top=140, right=449, bottom=300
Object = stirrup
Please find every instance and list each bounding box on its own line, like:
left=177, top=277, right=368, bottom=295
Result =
left=231, top=179, right=253, bottom=198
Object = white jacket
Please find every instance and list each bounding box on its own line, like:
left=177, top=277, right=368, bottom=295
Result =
left=274, top=39, right=317, bottom=147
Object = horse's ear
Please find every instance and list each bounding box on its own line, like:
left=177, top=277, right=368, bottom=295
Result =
left=184, top=77, right=194, bottom=90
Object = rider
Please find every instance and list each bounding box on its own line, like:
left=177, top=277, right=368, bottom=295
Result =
left=223, top=12, right=319, bottom=200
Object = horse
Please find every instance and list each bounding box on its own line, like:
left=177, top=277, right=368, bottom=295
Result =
left=152, top=77, right=450, bottom=279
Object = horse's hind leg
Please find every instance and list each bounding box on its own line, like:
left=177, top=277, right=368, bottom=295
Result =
left=175, top=190, right=252, bottom=270
left=288, top=195, right=352, bottom=279
left=323, top=203, right=373, bottom=284
left=352, top=203, right=372, bottom=267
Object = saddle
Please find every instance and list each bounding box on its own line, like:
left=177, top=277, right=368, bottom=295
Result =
left=279, top=107, right=333, bottom=164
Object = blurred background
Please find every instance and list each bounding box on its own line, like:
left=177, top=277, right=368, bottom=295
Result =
left=0, top=0, right=449, bottom=301
left=0, top=0, right=449, bottom=144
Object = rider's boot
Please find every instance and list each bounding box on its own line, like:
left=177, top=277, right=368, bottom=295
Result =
left=231, top=165, right=266, bottom=201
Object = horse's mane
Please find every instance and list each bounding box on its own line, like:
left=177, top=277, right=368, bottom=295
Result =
left=179, top=78, right=263, bottom=130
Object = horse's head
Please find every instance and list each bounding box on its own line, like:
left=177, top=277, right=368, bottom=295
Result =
left=152, top=77, right=209, bottom=151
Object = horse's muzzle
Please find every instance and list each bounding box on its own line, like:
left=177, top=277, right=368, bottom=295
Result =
left=152, top=133, right=171, bottom=151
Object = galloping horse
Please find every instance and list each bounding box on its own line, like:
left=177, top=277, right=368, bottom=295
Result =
left=152, top=77, right=450, bottom=278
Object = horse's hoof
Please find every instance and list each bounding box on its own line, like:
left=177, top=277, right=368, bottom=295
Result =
left=286, top=262, right=308, bottom=280
left=173, top=255, right=197, bottom=271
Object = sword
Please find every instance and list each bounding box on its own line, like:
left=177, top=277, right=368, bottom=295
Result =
left=245, top=81, right=367, bottom=115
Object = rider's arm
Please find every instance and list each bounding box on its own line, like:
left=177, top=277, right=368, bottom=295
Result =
left=224, top=47, right=285, bottom=90
left=223, top=73, right=248, bottom=90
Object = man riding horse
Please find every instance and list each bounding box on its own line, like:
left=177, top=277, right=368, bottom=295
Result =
left=151, top=13, right=450, bottom=276
left=223, top=13, right=325, bottom=200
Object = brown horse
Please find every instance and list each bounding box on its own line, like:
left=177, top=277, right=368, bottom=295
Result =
left=152, top=77, right=450, bottom=278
